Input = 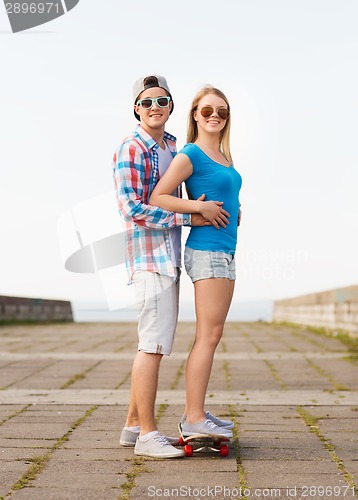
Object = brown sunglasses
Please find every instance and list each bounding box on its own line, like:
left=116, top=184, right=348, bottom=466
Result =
left=198, top=106, right=230, bottom=120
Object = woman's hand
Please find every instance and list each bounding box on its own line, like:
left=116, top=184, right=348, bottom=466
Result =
left=197, top=196, right=230, bottom=229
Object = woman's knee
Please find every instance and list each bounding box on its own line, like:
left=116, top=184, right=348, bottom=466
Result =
left=196, top=324, right=224, bottom=348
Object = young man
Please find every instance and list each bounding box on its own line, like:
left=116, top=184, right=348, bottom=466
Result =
left=112, top=75, right=226, bottom=458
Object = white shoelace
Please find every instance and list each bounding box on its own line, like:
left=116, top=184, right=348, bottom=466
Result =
left=204, top=419, right=219, bottom=429
left=154, top=434, right=171, bottom=446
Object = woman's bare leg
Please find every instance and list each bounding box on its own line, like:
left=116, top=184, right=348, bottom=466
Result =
left=185, top=278, right=235, bottom=423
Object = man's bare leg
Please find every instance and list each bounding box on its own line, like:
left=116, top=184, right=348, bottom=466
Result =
left=126, top=350, right=163, bottom=434
left=125, top=362, right=140, bottom=427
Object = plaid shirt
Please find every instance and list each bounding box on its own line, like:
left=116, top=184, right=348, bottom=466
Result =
left=113, top=124, right=190, bottom=283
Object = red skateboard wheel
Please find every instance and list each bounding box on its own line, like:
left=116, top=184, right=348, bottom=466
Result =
left=220, top=444, right=229, bottom=457
left=184, top=444, right=193, bottom=457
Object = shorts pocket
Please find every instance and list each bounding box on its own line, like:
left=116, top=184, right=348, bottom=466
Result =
left=133, top=277, right=146, bottom=313
left=184, top=248, right=192, bottom=274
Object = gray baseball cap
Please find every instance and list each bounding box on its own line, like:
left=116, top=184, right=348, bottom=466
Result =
left=133, top=74, right=174, bottom=121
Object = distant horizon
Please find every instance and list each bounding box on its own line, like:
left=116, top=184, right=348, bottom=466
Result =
left=72, top=299, right=274, bottom=323
left=3, top=282, right=358, bottom=324
left=2, top=279, right=357, bottom=306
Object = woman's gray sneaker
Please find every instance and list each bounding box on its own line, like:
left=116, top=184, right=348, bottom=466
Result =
left=179, top=412, right=234, bottom=431
left=181, top=419, right=233, bottom=438
left=120, top=427, right=179, bottom=447
left=205, top=411, right=234, bottom=429
left=134, top=432, right=184, bottom=458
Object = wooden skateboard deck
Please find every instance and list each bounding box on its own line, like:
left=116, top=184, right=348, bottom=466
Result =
left=178, top=426, right=230, bottom=457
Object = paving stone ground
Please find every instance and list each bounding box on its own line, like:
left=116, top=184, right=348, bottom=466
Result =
left=0, top=321, right=357, bottom=499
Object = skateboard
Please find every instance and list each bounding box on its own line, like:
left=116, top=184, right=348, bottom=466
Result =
left=178, top=425, right=230, bottom=457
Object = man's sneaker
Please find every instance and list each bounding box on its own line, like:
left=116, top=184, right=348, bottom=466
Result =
left=134, top=432, right=185, bottom=458
left=205, top=411, right=234, bottom=430
left=181, top=418, right=233, bottom=438
left=120, top=427, right=140, bottom=447
left=120, top=427, right=179, bottom=447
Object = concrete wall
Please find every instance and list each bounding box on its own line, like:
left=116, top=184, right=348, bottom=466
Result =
left=273, top=285, right=358, bottom=336
left=0, top=296, right=73, bottom=322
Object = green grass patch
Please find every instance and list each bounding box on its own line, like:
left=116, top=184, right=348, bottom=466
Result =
left=228, top=405, right=250, bottom=500
left=170, top=361, right=185, bottom=390
left=118, top=457, right=147, bottom=500
left=307, top=326, right=358, bottom=352
left=10, top=405, right=98, bottom=493
left=0, top=404, right=32, bottom=427
left=265, top=360, right=286, bottom=389
left=275, top=321, right=358, bottom=353
left=60, top=361, right=101, bottom=389
left=119, top=399, right=168, bottom=499
left=305, top=359, right=350, bottom=391
left=297, top=406, right=358, bottom=495
left=155, top=403, right=168, bottom=424
left=223, top=360, right=231, bottom=390
left=114, top=371, right=132, bottom=390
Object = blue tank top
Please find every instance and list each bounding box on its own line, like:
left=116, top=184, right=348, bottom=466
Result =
left=180, top=143, right=242, bottom=254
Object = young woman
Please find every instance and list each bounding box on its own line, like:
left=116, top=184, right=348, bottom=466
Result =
left=149, top=86, right=242, bottom=438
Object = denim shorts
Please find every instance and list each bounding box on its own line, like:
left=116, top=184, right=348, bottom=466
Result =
left=184, top=247, right=236, bottom=283
left=132, top=269, right=180, bottom=356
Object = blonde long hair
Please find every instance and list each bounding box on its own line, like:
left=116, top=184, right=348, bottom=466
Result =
left=187, top=85, right=233, bottom=164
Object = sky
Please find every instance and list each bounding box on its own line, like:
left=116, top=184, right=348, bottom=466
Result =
left=0, top=0, right=357, bottom=320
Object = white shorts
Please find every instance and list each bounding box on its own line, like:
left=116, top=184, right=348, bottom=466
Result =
left=133, top=270, right=180, bottom=356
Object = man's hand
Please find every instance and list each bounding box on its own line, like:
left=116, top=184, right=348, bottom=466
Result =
left=191, top=213, right=212, bottom=226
